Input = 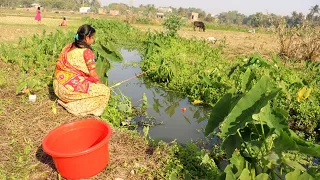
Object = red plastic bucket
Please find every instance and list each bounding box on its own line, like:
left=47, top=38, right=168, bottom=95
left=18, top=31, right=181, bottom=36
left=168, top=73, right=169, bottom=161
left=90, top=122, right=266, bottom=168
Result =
left=42, top=119, right=112, bottom=179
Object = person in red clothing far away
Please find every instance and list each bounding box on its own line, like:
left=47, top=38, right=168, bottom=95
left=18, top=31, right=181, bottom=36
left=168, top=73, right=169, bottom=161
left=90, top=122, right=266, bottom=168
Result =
left=34, top=7, right=41, bottom=24
left=60, top=17, right=67, bottom=26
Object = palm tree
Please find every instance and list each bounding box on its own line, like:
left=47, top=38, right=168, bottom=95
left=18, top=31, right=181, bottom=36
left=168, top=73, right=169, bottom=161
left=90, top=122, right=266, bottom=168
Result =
left=310, top=5, right=320, bottom=15
left=307, top=4, right=319, bottom=21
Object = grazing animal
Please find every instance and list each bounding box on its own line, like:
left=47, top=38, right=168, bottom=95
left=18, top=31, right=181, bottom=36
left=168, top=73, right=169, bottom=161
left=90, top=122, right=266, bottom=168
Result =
left=193, top=21, right=205, bottom=32
left=207, top=37, right=217, bottom=44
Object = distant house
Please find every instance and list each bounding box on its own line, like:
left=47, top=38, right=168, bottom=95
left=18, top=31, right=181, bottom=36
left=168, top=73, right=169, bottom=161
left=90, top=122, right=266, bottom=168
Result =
left=157, top=7, right=172, bottom=13
left=31, top=3, right=41, bottom=8
left=190, top=12, right=199, bottom=21
left=79, top=7, right=91, bottom=13
left=109, top=10, right=120, bottom=16
left=98, top=8, right=106, bottom=15
left=156, top=12, right=164, bottom=19
left=137, top=11, right=144, bottom=16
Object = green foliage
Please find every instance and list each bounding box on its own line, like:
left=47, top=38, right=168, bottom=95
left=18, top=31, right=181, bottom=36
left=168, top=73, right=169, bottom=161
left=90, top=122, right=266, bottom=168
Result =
left=140, top=29, right=319, bottom=140
left=101, top=89, right=133, bottom=127
left=89, top=19, right=145, bottom=50
left=141, top=32, right=229, bottom=105
left=93, top=42, right=123, bottom=84
left=141, top=92, right=148, bottom=110
left=0, top=30, right=73, bottom=94
left=229, top=55, right=320, bottom=140
left=162, top=14, right=184, bottom=37
left=101, top=94, right=125, bottom=127
left=220, top=76, right=281, bottom=137
left=165, top=143, right=221, bottom=179
left=136, top=17, right=152, bottom=25
left=0, top=19, right=126, bottom=96
left=217, top=11, right=247, bottom=25
left=205, top=75, right=320, bottom=179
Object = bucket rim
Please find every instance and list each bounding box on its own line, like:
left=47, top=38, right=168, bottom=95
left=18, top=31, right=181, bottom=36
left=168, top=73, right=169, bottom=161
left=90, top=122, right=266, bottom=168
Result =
left=42, top=118, right=112, bottom=157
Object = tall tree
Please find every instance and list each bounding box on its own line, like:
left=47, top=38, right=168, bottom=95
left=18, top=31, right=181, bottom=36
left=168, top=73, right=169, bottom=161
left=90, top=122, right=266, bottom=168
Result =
left=204, top=13, right=214, bottom=22
left=218, top=11, right=246, bottom=25
left=177, top=7, right=185, bottom=17
left=307, top=4, right=319, bottom=21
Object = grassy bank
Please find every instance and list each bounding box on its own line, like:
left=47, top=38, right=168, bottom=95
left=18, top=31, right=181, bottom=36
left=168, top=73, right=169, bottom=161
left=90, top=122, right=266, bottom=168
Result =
left=137, top=28, right=320, bottom=141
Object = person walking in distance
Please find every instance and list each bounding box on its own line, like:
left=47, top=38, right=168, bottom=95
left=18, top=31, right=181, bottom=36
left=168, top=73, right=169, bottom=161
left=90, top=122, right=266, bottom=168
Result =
left=34, top=7, right=41, bottom=24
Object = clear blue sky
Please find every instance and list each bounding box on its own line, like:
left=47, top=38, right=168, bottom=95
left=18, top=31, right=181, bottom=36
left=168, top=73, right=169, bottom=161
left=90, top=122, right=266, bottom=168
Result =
left=101, top=0, right=318, bottom=16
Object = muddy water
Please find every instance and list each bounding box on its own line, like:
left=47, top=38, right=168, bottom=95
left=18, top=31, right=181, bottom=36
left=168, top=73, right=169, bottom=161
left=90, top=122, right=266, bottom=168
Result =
left=108, top=49, right=212, bottom=143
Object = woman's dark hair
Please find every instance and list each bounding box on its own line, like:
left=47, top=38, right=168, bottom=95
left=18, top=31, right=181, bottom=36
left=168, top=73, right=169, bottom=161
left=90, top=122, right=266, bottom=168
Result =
left=63, top=17, right=66, bottom=20
left=74, top=24, right=96, bottom=49
left=37, top=7, right=40, bottom=10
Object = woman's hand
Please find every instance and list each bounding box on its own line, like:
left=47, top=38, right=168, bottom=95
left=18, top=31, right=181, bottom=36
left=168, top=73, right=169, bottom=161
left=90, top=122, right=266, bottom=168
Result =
left=88, top=69, right=101, bottom=83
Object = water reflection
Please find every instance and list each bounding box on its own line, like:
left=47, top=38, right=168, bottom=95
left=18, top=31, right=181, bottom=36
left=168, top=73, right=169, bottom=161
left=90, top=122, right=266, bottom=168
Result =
left=108, top=48, right=212, bottom=143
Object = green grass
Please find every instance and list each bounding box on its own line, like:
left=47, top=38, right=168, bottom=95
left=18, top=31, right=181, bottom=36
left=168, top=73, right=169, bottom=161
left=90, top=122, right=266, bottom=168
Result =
left=183, top=22, right=249, bottom=32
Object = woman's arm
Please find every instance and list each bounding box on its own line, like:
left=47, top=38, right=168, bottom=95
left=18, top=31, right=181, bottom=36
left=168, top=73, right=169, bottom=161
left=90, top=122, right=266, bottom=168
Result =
left=83, top=49, right=101, bottom=83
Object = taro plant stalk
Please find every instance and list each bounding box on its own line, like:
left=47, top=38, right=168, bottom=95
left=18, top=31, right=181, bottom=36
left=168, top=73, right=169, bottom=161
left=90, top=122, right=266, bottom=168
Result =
left=205, top=71, right=320, bottom=179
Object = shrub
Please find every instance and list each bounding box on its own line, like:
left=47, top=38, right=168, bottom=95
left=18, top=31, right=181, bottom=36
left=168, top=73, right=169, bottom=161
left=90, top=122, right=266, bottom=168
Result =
left=136, top=17, right=151, bottom=24
left=276, top=20, right=320, bottom=61
left=162, top=14, right=183, bottom=37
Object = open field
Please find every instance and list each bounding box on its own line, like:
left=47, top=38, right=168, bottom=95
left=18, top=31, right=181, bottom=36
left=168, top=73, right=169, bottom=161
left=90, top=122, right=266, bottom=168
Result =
left=0, top=9, right=278, bottom=59
left=134, top=24, right=277, bottom=58
left=0, top=16, right=80, bottom=42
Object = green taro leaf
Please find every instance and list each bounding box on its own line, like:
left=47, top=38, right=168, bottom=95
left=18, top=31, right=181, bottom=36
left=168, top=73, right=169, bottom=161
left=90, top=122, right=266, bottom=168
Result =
left=274, top=129, right=299, bottom=152
left=259, top=103, right=288, bottom=135
left=94, top=43, right=123, bottom=63
left=255, top=173, right=269, bottom=180
left=221, top=76, right=281, bottom=137
left=298, top=172, right=314, bottom=180
left=286, top=169, right=301, bottom=180
left=241, top=68, right=252, bottom=93
left=16, top=81, right=28, bottom=94
left=283, top=157, right=306, bottom=171
left=222, top=133, right=242, bottom=159
left=229, top=151, right=245, bottom=177
left=288, top=130, right=320, bottom=157
left=95, top=55, right=110, bottom=84
left=204, top=93, right=238, bottom=136
left=224, top=164, right=237, bottom=180
left=275, top=129, right=320, bottom=157
left=264, top=151, right=280, bottom=165
left=239, top=168, right=250, bottom=180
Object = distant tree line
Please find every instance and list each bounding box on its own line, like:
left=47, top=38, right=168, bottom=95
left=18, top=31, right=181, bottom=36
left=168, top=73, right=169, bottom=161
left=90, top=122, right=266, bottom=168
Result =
left=1, top=0, right=319, bottom=27
left=103, top=3, right=320, bottom=27
left=0, top=0, right=101, bottom=11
